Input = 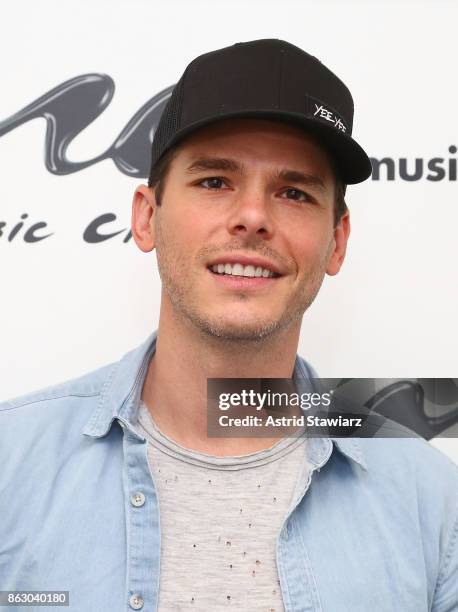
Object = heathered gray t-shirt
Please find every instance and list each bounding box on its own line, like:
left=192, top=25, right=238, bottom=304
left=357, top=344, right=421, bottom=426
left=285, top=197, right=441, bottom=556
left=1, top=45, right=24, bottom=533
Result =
left=136, top=401, right=310, bottom=612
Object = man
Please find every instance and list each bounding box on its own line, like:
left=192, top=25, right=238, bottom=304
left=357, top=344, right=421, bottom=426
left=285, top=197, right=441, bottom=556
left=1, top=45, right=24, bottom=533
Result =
left=0, top=39, right=456, bottom=612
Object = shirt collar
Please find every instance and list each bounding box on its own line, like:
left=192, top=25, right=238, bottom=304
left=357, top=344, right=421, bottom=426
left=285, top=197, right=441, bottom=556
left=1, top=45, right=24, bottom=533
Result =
left=82, top=331, right=158, bottom=439
left=294, top=353, right=368, bottom=471
left=82, top=330, right=367, bottom=471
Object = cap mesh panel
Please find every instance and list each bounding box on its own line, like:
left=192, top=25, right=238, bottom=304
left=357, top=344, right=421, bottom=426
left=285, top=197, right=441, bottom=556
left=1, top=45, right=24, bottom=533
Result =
left=149, top=78, right=184, bottom=182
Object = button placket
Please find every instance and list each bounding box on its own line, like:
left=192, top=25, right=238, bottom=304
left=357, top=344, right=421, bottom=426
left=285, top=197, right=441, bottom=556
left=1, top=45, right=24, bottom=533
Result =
left=123, top=430, right=160, bottom=611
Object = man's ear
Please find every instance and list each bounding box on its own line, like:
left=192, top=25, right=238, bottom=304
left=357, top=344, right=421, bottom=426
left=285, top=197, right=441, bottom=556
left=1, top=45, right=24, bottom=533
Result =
left=131, top=184, right=158, bottom=253
left=326, top=210, right=351, bottom=276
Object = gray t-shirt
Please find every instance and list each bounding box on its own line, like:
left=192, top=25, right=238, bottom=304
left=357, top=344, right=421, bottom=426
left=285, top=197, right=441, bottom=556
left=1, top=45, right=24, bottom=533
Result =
left=136, top=401, right=310, bottom=612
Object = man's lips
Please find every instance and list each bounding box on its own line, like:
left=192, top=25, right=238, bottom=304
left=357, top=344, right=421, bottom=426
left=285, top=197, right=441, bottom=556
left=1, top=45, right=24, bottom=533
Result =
left=207, top=268, right=279, bottom=290
left=206, top=254, right=284, bottom=277
left=205, top=253, right=288, bottom=292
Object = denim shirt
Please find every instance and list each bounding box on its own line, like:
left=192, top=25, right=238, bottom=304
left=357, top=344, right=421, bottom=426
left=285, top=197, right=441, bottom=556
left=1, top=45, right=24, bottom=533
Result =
left=1, top=331, right=457, bottom=612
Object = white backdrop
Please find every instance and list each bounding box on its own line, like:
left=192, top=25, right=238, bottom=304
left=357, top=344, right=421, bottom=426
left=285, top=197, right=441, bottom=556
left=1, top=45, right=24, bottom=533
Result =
left=1, top=0, right=456, bottom=461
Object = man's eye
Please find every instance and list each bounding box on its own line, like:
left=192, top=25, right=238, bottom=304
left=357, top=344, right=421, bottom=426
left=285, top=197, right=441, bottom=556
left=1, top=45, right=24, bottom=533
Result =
left=281, top=188, right=310, bottom=202
left=199, top=177, right=227, bottom=190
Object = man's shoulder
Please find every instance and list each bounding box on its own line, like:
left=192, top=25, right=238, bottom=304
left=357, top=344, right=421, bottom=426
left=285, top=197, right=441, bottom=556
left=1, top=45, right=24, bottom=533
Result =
left=0, top=359, right=117, bottom=422
left=358, top=433, right=457, bottom=473
left=357, top=435, right=458, bottom=504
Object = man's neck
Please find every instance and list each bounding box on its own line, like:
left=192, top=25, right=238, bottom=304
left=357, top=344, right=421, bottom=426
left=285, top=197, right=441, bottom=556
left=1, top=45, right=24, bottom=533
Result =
left=141, top=301, right=301, bottom=456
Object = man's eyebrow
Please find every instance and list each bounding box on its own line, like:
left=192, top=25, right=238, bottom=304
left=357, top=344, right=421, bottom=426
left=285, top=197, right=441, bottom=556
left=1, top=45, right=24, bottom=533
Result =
left=185, top=157, right=242, bottom=174
left=276, top=169, right=327, bottom=192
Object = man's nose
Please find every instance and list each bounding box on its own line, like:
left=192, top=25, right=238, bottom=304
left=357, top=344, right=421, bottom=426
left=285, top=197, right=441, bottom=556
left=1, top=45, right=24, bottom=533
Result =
left=226, top=186, right=274, bottom=240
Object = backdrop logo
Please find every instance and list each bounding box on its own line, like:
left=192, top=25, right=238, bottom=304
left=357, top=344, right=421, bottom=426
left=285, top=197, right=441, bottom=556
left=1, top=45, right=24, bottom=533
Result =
left=371, top=147, right=458, bottom=181
left=0, top=74, right=456, bottom=244
left=0, top=74, right=172, bottom=178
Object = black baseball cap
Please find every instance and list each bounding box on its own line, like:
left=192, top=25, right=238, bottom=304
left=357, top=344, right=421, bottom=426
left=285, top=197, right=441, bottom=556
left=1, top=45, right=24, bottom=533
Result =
left=150, top=39, right=372, bottom=185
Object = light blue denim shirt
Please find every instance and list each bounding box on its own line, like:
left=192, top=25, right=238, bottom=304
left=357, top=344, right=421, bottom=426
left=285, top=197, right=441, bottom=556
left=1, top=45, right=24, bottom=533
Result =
left=1, top=331, right=457, bottom=612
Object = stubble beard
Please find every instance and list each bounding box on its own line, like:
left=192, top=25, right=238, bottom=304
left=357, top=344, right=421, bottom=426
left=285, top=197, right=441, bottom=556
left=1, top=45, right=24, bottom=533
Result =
left=155, top=219, right=330, bottom=344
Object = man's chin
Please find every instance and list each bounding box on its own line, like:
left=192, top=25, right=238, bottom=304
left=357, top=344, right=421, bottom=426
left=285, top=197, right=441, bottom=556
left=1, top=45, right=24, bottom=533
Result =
left=189, top=312, right=286, bottom=342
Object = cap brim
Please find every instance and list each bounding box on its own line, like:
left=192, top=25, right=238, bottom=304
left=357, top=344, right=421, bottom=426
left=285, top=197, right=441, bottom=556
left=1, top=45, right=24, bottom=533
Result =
left=164, top=110, right=372, bottom=185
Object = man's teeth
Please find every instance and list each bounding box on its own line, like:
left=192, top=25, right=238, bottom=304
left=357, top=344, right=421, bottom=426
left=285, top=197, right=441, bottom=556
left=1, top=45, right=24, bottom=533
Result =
left=210, top=263, right=276, bottom=278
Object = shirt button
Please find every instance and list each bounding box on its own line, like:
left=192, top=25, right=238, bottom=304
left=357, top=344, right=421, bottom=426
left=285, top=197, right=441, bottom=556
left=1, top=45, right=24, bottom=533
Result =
left=131, top=492, right=146, bottom=507
left=129, top=594, right=144, bottom=610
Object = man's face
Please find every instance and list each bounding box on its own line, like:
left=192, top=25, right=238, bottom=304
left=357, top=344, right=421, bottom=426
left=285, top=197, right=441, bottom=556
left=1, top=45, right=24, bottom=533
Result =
left=139, top=118, right=349, bottom=341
